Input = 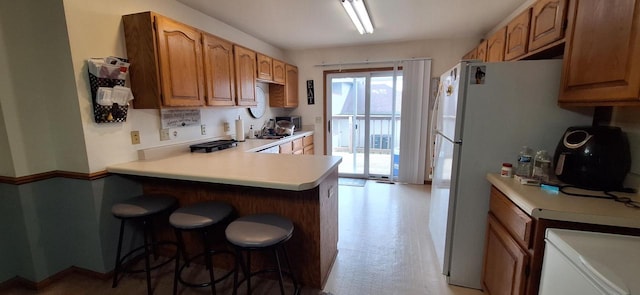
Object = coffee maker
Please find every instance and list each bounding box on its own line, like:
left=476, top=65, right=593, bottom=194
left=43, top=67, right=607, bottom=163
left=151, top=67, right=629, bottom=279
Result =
left=554, top=126, right=631, bottom=191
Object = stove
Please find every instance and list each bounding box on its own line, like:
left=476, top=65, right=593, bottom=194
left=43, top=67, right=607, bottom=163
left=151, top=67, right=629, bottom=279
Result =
left=189, top=140, right=237, bottom=153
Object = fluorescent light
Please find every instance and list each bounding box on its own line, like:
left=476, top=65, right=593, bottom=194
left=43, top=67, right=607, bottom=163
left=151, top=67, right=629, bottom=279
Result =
left=342, top=0, right=365, bottom=34
left=341, top=0, right=373, bottom=34
left=352, top=0, right=374, bottom=34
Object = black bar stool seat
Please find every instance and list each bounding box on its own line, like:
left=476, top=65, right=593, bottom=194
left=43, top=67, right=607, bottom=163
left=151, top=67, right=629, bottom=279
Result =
left=111, top=194, right=178, bottom=295
left=225, top=213, right=300, bottom=295
left=170, top=201, right=235, bottom=295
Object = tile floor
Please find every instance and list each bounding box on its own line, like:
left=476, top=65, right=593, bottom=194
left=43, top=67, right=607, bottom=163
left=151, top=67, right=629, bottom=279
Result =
left=2, top=181, right=483, bottom=295
left=322, top=180, right=482, bottom=295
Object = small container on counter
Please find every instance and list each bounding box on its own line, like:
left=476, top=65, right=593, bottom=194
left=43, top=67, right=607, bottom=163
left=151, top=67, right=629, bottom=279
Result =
left=501, top=163, right=513, bottom=178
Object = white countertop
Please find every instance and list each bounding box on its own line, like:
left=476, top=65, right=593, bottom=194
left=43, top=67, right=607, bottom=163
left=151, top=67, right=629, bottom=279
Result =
left=486, top=173, right=640, bottom=229
left=107, top=132, right=342, bottom=191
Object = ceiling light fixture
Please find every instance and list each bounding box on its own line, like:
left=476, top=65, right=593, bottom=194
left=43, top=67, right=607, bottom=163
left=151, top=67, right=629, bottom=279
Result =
left=341, top=0, right=374, bottom=34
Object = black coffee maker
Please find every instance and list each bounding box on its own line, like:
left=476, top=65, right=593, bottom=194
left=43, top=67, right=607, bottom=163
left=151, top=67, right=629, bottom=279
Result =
left=554, top=126, right=631, bottom=191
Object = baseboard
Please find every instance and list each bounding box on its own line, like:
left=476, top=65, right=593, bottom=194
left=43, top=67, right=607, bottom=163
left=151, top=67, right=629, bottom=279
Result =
left=0, top=266, right=111, bottom=291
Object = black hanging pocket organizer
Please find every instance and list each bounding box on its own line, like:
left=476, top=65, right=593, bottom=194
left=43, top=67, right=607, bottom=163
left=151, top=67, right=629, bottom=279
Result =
left=87, top=57, right=130, bottom=123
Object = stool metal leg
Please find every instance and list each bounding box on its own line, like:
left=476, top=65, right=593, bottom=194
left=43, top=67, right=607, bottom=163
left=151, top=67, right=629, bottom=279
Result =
left=142, top=219, right=153, bottom=295
left=173, top=229, right=182, bottom=295
left=202, top=231, right=217, bottom=295
left=112, top=219, right=125, bottom=288
left=281, top=244, right=299, bottom=295
left=246, top=251, right=252, bottom=295
left=273, top=248, right=285, bottom=295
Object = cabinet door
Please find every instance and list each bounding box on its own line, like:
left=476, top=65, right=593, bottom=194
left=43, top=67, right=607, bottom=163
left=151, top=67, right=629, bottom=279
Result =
left=463, top=47, right=478, bottom=60
left=482, top=214, right=529, bottom=295
left=155, top=16, right=205, bottom=107
left=272, top=59, right=286, bottom=84
left=284, top=64, right=299, bottom=107
left=233, top=45, right=257, bottom=106
left=477, top=40, right=488, bottom=62
left=559, top=0, right=640, bottom=105
left=529, top=0, right=568, bottom=51
left=202, top=33, right=235, bottom=106
left=279, top=141, right=293, bottom=154
left=486, top=27, right=506, bottom=62
left=270, top=64, right=299, bottom=108
left=505, top=10, right=531, bottom=61
left=257, top=53, right=273, bottom=81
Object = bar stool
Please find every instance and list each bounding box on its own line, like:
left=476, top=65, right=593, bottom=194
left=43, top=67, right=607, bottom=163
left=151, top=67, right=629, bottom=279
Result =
left=170, top=201, right=235, bottom=295
left=111, top=194, right=178, bottom=295
left=225, top=213, right=300, bottom=295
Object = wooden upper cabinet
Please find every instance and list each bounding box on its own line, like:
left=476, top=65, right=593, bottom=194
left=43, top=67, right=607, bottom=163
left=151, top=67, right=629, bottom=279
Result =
left=486, top=27, right=506, bottom=62
left=123, top=12, right=205, bottom=108
left=559, top=0, right=640, bottom=106
left=505, top=9, right=531, bottom=61
left=272, top=59, right=286, bottom=84
left=529, top=0, right=568, bottom=51
left=463, top=47, right=478, bottom=60
left=154, top=16, right=205, bottom=107
left=270, top=64, right=298, bottom=108
left=476, top=40, right=488, bottom=62
left=202, top=33, right=235, bottom=106
left=233, top=45, right=257, bottom=106
left=257, top=53, right=273, bottom=81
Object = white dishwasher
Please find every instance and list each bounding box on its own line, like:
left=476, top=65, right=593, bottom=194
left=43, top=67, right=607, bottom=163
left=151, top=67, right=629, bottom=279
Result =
left=539, top=229, right=640, bottom=295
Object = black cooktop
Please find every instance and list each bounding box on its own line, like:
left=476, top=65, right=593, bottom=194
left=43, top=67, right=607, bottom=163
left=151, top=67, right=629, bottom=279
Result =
left=189, top=140, right=237, bottom=153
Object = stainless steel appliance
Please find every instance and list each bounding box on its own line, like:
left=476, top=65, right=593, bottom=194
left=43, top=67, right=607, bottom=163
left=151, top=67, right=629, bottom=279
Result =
left=428, top=60, right=593, bottom=289
left=554, top=126, right=631, bottom=191
left=275, top=116, right=301, bottom=130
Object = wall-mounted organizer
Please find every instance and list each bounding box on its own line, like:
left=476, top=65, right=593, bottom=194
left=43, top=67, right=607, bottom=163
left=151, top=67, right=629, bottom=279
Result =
left=87, top=57, right=133, bottom=123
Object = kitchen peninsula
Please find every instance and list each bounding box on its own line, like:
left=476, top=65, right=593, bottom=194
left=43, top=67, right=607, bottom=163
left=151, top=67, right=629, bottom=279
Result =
left=107, top=135, right=341, bottom=289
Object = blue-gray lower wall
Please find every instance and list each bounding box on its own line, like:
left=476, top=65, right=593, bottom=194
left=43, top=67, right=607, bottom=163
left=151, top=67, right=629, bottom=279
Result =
left=0, top=175, right=142, bottom=283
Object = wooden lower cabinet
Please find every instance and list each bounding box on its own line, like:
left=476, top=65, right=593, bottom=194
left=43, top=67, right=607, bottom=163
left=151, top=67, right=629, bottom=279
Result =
left=484, top=186, right=640, bottom=295
left=483, top=187, right=531, bottom=295
left=303, top=135, right=314, bottom=155
left=483, top=214, right=529, bottom=295
left=292, top=138, right=304, bottom=154
left=279, top=141, right=293, bottom=154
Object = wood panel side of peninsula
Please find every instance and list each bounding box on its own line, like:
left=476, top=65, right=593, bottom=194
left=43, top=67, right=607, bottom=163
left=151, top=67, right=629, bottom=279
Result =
left=138, top=168, right=338, bottom=289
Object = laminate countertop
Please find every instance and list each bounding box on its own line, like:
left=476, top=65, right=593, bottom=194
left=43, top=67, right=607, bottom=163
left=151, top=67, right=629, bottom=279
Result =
left=487, top=173, right=640, bottom=229
left=107, top=132, right=342, bottom=191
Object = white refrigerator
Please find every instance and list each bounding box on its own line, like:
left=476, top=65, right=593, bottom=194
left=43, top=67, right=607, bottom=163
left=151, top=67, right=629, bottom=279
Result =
left=428, top=60, right=593, bottom=289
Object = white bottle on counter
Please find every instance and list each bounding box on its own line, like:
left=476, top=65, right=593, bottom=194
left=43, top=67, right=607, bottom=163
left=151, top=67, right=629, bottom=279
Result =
left=516, top=146, right=533, bottom=177
left=532, top=150, right=551, bottom=182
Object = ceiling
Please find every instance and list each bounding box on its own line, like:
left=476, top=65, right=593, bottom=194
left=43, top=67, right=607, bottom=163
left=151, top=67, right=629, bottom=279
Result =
left=178, top=0, right=529, bottom=51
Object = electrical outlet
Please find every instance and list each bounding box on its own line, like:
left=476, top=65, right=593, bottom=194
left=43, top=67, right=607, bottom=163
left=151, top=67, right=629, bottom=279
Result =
left=160, top=129, right=170, bottom=141
left=201, top=124, right=207, bottom=135
left=223, top=122, right=230, bottom=132
left=315, top=116, right=322, bottom=124
left=130, top=131, right=140, bottom=144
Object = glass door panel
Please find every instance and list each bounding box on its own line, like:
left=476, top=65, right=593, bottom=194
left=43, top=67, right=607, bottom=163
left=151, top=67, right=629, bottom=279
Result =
left=327, top=70, right=402, bottom=179
left=330, top=76, right=366, bottom=176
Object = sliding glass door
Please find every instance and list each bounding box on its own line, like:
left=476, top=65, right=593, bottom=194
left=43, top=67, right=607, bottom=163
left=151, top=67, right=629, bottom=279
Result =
left=326, top=69, right=403, bottom=179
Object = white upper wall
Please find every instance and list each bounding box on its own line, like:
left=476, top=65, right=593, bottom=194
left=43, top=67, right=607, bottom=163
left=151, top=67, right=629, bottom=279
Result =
left=286, top=38, right=480, bottom=150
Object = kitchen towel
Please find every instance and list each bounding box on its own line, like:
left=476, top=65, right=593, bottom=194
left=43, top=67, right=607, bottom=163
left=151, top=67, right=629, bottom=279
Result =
left=235, top=118, right=245, bottom=142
